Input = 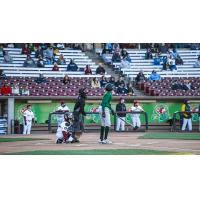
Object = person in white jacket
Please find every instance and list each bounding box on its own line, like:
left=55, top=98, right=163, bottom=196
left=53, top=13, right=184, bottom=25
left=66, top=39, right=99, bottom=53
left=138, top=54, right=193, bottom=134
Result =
left=130, top=101, right=144, bottom=130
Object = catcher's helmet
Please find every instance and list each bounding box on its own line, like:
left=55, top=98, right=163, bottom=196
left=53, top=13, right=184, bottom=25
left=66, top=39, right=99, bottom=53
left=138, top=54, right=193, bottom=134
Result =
left=64, top=112, right=73, bottom=121
left=105, top=83, right=113, bottom=91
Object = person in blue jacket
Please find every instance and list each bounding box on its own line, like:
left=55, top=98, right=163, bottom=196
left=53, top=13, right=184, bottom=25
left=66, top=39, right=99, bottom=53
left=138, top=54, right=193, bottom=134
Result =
left=148, top=70, right=161, bottom=81
left=67, top=59, right=78, bottom=71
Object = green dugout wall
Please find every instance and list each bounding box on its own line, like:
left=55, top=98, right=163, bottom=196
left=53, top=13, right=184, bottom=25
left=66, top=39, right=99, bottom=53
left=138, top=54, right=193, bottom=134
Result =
left=14, top=99, right=200, bottom=125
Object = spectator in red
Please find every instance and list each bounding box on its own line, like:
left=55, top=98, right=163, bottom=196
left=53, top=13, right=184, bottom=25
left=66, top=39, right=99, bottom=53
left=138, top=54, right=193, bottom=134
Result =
left=1, top=84, right=11, bottom=95
left=84, top=65, right=92, bottom=75
left=22, top=44, right=31, bottom=55
left=52, top=63, right=60, bottom=71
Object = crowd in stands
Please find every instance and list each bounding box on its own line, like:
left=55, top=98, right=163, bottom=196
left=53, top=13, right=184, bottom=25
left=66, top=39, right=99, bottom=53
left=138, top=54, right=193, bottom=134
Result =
left=0, top=43, right=95, bottom=73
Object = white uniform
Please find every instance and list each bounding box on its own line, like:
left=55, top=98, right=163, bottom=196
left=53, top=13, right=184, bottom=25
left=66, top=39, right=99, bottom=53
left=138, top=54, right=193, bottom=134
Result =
left=130, top=105, right=144, bottom=128
left=56, top=105, right=70, bottom=126
left=56, top=121, right=74, bottom=142
left=99, top=106, right=111, bottom=127
left=23, top=109, right=34, bottom=134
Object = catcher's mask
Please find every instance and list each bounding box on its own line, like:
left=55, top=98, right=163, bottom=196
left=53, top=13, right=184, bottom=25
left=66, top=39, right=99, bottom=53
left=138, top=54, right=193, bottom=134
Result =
left=64, top=113, right=73, bottom=121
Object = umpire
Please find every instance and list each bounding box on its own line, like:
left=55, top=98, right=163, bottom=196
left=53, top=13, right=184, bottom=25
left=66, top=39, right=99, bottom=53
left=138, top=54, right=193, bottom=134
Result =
left=115, top=97, right=126, bottom=131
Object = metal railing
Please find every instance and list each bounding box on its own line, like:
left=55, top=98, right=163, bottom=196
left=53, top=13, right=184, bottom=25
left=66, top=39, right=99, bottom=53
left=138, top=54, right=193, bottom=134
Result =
left=48, top=111, right=148, bottom=133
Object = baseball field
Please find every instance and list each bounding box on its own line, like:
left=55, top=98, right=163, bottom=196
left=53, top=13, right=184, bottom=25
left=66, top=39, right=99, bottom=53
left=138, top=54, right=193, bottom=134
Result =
left=1, top=132, right=200, bottom=155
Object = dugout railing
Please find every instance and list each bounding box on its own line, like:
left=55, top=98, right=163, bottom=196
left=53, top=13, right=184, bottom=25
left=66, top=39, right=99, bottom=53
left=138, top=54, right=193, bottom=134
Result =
left=48, top=111, right=148, bottom=133
left=172, top=111, right=200, bottom=132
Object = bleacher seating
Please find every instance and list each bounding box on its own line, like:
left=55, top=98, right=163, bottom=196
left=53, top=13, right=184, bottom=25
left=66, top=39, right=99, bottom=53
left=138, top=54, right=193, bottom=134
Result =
left=99, top=49, right=200, bottom=78
left=137, top=77, right=200, bottom=96
left=0, top=48, right=100, bottom=77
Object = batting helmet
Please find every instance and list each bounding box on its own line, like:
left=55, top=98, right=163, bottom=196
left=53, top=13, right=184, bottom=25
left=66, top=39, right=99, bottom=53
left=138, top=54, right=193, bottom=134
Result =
left=105, top=83, right=113, bottom=91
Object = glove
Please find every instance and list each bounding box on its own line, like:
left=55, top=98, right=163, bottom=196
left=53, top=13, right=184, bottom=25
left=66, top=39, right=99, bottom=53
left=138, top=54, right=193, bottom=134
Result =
left=111, top=109, right=115, bottom=116
left=102, top=111, right=106, bottom=118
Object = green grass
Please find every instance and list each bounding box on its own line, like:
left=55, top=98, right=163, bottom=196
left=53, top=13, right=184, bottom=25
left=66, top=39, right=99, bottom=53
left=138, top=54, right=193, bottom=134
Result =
left=6, top=149, right=183, bottom=155
left=140, top=133, right=200, bottom=140
left=0, top=138, right=48, bottom=143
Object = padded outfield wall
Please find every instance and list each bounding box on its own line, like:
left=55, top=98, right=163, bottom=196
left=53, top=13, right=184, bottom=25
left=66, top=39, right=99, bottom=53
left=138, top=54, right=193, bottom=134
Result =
left=14, top=98, right=200, bottom=125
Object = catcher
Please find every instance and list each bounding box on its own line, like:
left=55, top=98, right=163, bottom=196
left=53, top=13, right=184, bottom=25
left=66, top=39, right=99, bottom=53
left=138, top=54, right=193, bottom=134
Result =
left=56, top=113, right=74, bottom=144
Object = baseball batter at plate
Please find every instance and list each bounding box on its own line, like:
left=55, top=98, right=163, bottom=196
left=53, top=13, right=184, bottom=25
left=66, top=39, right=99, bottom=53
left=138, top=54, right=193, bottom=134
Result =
left=98, top=83, right=115, bottom=144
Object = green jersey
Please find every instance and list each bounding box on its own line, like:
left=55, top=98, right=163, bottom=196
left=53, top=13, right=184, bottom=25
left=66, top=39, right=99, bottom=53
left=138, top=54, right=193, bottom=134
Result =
left=101, top=91, right=112, bottom=112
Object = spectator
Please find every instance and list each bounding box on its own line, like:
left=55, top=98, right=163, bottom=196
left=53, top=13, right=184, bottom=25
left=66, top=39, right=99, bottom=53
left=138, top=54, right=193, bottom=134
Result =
left=45, top=46, right=54, bottom=64
left=167, top=56, right=177, bottom=71
left=145, top=48, right=153, bottom=59
left=117, top=83, right=128, bottom=95
left=171, top=80, right=183, bottom=90
left=23, top=55, right=35, bottom=67
left=182, top=80, right=195, bottom=91
left=35, top=74, right=47, bottom=84
left=115, top=76, right=125, bottom=87
left=100, top=76, right=108, bottom=88
left=3, top=51, right=13, bottom=63
left=96, top=64, right=105, bottom=75
left=121, top=49, right=131, bottom=63
left=190, top=43, right=200, bottom=50
left=172, top=49, right=183, bottom=65
left=20, top=85, right=30, bottom=96
left=1, top=84, right=11, bottom=95
left=0, top=69, right=6, bottom=79
left=84, top=65, right=92, bottom=75
left=108, top=76, right=116, bottom=87
left=193, top=56, right=200, bottom=68
left=52, top=63, right=60, bottom=71
left=112, top=51, right=121, bottom=62
left=57, top=54, right=66, bottom=65
left=91, top=77, right=100, bottom=88
left=22, top=44, right=31, bottom=55
left=162, top=56, right=168, bottom=70
left=135, top=70, right=146, bottom=84
left=67, top=59, right=78, bottom=71
left=37, top=55, right=45, bottom=68
left=127, top=82, right=134, bottom=95
left=63, top=75, right=71, bottom=85
left=105, top=43, right=113, bottom=53
left=158, top=43, right=168, bottom=53
left=149, top=70, right=161, bottom=81
left=12, top=83, right=20, bottom=95
left=53, top=46, right=59, bottom=56
left=153, top=53, right=161, bottom=65
left=35, top=46, right=44, bottom=58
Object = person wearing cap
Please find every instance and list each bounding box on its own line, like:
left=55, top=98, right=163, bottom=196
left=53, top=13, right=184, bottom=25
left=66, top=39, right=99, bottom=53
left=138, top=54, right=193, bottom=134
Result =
left=130, top=101, right=144, bottom=130
left=98, top=83, right=115, bottom=144
left=23, top=105, right=35, bottom=135
left=73, top=88, right=87, bottom=142
left=56, top=101, right=70, bottom=127
left=116, top=98, right=126, bottom=132
left=181, top=100, right=192, bottom=131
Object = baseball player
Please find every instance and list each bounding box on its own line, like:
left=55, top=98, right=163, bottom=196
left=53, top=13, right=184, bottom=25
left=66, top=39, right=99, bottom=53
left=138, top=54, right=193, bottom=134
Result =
left=56, top=113, right=74, bottom=144
left=73, top=88, right=87, bottom=142
left=181, top=100, right=192, bottom=131
left=56, top=101, right=70, bottom=127
left=116, top=97, right=126, bottom=131
left=98, top=83, right=115, bottom=144
left=23, top=105, right=35, bottom=135
left=130, top=101, right=144, bottom=130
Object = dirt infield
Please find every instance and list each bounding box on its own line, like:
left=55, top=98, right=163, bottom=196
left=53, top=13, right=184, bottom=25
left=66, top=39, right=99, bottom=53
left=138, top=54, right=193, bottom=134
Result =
left=1, top=132, right=200, bottom=154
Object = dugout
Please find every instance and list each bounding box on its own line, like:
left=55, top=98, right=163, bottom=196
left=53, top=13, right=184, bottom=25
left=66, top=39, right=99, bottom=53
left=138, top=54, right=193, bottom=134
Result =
left=0, top=96, right=200, bottom=134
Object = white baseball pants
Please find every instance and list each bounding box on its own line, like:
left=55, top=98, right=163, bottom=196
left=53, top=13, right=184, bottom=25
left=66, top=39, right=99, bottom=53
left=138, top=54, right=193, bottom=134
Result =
left=116, top=117, right=125, bottom=131
left=181, top=118, right=192, bottom=131
left=132, top=116, right=141, bottom=127
left=23, top=121, right=32, bottom=135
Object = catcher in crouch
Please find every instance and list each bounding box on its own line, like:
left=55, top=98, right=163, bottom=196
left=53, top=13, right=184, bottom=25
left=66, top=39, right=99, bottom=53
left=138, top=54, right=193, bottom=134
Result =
left=72, top=88, right=87, bottom=142
left=56, top=113, right=74, bottom=144
left=98, top=83, right=115, bottom=144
